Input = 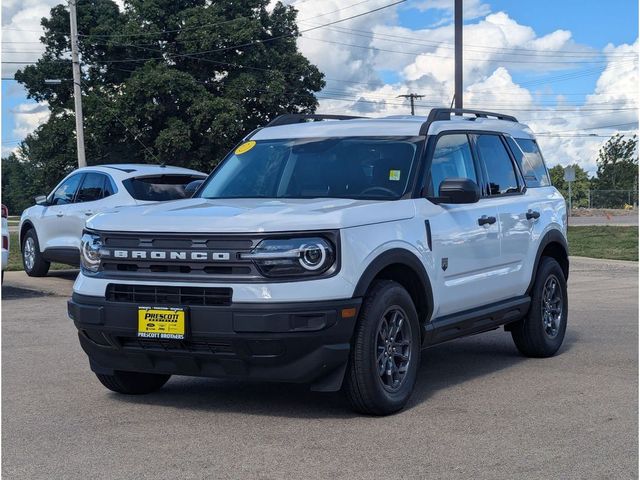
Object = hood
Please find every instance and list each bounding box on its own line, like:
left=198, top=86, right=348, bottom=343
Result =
left=86, top=197, right=416, bottom=233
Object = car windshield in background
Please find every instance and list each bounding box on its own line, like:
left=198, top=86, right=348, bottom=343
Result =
left=123, top=175, right=204, bottom=201
left=198, top=137, right=423, bottom=200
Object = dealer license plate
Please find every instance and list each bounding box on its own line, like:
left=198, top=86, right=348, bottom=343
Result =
left=137, top=306, right=186, bottom=340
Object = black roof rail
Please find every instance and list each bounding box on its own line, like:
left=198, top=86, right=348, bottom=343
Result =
left=266, top=114, right=367, bottom=127
left=419, top=108, right=518, bottom=135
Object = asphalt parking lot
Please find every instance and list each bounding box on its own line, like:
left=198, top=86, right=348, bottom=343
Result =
left=2, top=257, right=638, bottom=480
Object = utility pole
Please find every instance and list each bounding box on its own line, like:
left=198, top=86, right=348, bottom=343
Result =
left=397, top=94, right=425, bottom=115
left=69, top=0, right=87, bottom=168
left=454, top=0, right=463, bottom=111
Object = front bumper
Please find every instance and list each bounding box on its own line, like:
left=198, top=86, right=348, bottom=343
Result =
left=68, top=293, right=361, bottom=392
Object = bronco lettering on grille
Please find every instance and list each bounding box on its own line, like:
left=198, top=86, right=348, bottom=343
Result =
left=107, top=250, right=231, bottom=261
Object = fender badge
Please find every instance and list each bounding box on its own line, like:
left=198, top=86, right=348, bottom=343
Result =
left=441, top=258, right=448, bottom=271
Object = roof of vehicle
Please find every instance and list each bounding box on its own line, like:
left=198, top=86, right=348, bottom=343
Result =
left=71, top=164, right=207, bottom=181
left=251, top=112, right=536, bottom=141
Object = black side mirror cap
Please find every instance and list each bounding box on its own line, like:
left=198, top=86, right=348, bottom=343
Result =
left=184, top=179, right=204, bottom=198
left=436, top=178, right=481, bottom=204
left=34, top=195, right=48, bottom=206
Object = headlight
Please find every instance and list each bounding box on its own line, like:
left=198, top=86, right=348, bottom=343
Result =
left=80, top=232, right=103, bottom=273
left=241, top=237, right=336, bottom=277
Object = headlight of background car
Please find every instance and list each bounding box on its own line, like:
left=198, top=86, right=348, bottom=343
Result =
left=241, top=237, right=336, bottom=277
left=80, top=232, right=103, bottom=273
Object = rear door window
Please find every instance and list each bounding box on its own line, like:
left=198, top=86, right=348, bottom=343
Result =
left=506, top=137, right=551, bottom=187
left=474, top=134, right=520, bottom=196
left=76, top=173, right=106, bottom=202
left=103, top=177, right=116, bottom=197
left=123, top=175, right=205, bottom=201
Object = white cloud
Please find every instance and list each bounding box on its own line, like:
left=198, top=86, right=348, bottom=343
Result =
left=10, top=102, right=50, bottom=139
left=1, top=2, right=60, bottom=78
left=1, top=101, right=50, bottom=156
left=289, top=3, right=638, bottom=174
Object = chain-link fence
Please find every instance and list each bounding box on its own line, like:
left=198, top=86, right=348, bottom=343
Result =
left=586, top=190, right=638, bottom=209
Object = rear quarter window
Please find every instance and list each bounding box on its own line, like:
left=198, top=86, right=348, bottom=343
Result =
left=506, top=137, right=551, bottom=187
left=123, top=175, right=205, bottom=201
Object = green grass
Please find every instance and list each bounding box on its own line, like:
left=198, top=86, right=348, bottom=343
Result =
left=7, top=232, right=72, bottom=272
left=568, top=226, right=638, bottom=261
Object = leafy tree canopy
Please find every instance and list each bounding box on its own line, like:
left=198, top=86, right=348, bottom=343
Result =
left=592, top=134, right=638, bottom=191
left=3, top=0, right=324, bottom=212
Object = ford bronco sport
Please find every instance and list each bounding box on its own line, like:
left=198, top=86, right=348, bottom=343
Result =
left=68, top=109, right=569, bottom=415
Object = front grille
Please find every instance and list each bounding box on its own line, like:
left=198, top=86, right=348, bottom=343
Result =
left=106, top=284, right=232, bottom=306
left=96, top=232, right=261, bottom=281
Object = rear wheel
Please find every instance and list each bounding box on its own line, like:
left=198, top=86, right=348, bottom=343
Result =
left=511, top=257, right=568, bottom=357
left=344, top=280, right=421, bottom=415
left=95, top=371, right=171, bottom=395
left=22, top=229, right=50, bottom=277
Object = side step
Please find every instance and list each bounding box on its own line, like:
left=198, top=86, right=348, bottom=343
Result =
left=423, top=296, right=530, bottom=347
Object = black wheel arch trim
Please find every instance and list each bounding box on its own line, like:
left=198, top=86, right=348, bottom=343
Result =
left=527, top=229, right=569, bottom=294
left=19, top=220, right=35, bottom=248
left=352, top=248, right=434, bottom=323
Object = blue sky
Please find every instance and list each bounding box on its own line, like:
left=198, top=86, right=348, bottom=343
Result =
left=2, top=0, right=638, bottom=171
left=391, top=0, right=638, bottom=103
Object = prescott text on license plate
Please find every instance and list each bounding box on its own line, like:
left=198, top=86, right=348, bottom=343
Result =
left=137, top=307, right=186, bottom=340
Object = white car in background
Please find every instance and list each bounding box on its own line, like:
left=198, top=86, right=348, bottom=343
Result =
left=19, top=164, right=206, bottom=276
left=1, top=204, right=9, bottom=282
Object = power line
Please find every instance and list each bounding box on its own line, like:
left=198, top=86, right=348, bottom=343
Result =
left=78, top=80, right=160, bottom=162
left=397, top=93, right=425, bottom=115
left=303, top=22, right=638, bottom=58
left=535, top=122, right=639, bottom=135
left=76, top=0, right=380, bottom=39
left=299, top=36, right=625, bottom=64
left=6, top=4, right=636, bottom=63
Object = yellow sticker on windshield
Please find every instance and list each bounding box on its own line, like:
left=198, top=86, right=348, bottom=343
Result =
left=235, top=140, right=256, bottom=155
left=389, top=170, right=401, bottom=181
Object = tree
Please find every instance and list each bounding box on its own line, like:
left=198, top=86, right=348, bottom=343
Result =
left=593, top=134, right=638, bottom=190
left=590, top=134, right=638, bottom=207
left=549, top=164, right=591, bottom=209
left=594, top=133, right=638, bottom=208
left=3, top=0, right=325, bottom=212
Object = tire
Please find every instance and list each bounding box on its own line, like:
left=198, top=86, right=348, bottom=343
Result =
left=21, top=229, right=50, bottom=277
left=95, top=370, right=171, bottom=395
left=344, top=280, right=421, bottom=415
left=511, top=257, right=568, bottom=358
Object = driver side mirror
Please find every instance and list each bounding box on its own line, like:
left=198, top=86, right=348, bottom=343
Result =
left=184, top=180, right=204, bottom=198
left=34, top=195, right=49, bottom=206
left=436, top=178, right=481, bottom=204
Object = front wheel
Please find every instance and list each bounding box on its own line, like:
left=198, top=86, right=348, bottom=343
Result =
left=95, top=371, right=171, bottom=394
left=22, top=229, right=50, bottom=277
left=511, top=257, right=568, bottom=357
left=344, top=280, right=421, bottom=415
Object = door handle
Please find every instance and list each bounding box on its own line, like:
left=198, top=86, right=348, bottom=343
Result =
left=84, top=211, right=94, bottom=216
left=478, top=215, right=497, bottom=226
left=56, top=212, right=64, bottom=218
left=526, top=209, right=540, bottom=220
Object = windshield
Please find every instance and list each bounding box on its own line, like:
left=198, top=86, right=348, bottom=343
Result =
left=198, top=137, right=423, bottom=200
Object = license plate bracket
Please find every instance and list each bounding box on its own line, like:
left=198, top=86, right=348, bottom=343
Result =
left=137, top=306, right=187, bottom=340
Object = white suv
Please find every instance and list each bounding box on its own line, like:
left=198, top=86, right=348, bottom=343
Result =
left=19, top=164, right=206, bottom=276
left=68, top=110, right=569, bottom=415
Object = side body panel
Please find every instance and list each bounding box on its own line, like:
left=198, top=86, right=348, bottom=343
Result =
left=414, top=198, right=504, bottom=317
left=463, top=187, right=565, bottom=302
